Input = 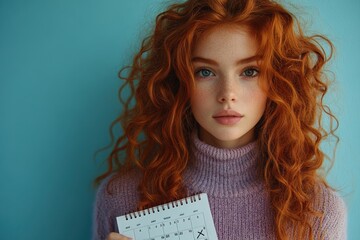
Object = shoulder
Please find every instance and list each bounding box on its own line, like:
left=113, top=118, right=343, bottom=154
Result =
left=95, top=169, right=142, bottom=217
left=313, top=183, right=347, bottom=239
left=92, top=169, right=142, bottom=240
left=314, top=183, right=347, bottom=219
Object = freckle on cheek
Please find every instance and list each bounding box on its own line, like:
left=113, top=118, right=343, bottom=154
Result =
left=193, top=90, right=208, bottom=98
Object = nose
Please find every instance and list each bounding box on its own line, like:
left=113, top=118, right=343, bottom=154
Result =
left=217, top=77, right=237, bottom=103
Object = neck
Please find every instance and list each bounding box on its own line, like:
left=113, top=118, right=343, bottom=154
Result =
left=184, top=134, right=262, bottom=197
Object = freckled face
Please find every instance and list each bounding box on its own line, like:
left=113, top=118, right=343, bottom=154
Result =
left=190, top=25, right=267, bottom=149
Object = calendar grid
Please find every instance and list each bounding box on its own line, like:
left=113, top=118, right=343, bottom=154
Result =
left=117, top=193, right=218, bottom=240
left=123, top=213, right=209, bottom=240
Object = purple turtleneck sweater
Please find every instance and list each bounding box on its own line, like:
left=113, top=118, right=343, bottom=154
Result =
left=92, top=136, right=347, bottom=239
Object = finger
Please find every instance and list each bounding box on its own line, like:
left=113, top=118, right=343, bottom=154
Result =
left=106, top=232, right=132, bottom=240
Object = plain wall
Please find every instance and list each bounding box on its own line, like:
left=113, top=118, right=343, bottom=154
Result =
left=1, top=0, right=359, bottom=239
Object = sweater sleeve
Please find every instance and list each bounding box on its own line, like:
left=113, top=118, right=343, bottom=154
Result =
left=92, top=171, right=141, bottom=240
left=92, top=177, right=115, bottom=240
left=319, top=187, right=347, bottom=240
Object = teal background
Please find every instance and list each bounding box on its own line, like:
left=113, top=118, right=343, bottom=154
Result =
left=0, top=0, right=359, bottom=239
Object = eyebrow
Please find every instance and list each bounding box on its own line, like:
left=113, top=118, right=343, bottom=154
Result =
left=191, top=55, right=261, bottom=66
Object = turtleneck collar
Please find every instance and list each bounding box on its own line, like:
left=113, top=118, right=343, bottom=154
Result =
left=184, top=133, right=263, bottom=197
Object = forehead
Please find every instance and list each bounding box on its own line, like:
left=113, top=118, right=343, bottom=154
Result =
left=192, top=24, right=258, bottom=59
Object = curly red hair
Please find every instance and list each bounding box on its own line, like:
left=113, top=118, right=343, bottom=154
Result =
left=96, top=0, right=338, bottom=239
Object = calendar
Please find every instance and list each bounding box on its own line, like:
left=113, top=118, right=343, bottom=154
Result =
left=116, top=193, right=218, bottom=240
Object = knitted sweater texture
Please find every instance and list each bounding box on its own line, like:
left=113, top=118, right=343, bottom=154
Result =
left=92, top=136, right=347, bottom=239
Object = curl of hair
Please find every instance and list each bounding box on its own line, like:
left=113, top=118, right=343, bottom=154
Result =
left=96, top=0, right=338, bottom=239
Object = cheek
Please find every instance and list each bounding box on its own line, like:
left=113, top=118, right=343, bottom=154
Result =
left=252, top=90, right=267, bottom=112
left=190, top=87, right=213, bottom=117
left=244, top=84, right=267, bottom=102
left=242, top=86, right=267, bottom=113
left=190, top=87, right=211, bottom=105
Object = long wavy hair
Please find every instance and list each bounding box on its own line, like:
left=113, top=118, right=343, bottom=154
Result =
left=96, top=0, right=338, bottom=239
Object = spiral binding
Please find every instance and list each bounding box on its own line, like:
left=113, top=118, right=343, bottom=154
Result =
left=124, top=193, right=202, bottom=220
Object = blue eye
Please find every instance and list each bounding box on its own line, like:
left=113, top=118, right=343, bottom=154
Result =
left=242, top=68, right=259, bottom=77
left=196, top=69, right=215, bottom=78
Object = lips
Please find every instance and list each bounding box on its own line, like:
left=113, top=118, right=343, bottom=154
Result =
left=213, top=110, right=243, bottom=125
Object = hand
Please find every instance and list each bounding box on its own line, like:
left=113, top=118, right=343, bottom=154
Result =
left=106, top=232, right=132, bottom=240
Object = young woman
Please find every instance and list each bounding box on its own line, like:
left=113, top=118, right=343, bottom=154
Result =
left=93, top=0, right=347, bottom=239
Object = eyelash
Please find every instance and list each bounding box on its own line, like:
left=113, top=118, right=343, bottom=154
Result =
left=194, top=67, right=260, bottom=79
left=241, top=67, right=260, bottom=78
left=195, top=68, right=215, bottom=78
